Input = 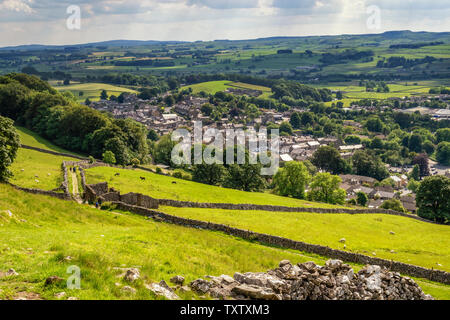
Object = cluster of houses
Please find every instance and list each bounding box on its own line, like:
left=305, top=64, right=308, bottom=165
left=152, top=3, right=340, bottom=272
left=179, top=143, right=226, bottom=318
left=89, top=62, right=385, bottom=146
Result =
left=89, top=94, right=360, bottom=163
left=389, top=94, right=450, bottom=120
left=339, top=174, right=417, bottom=213
left=394, top=106, right=450, bottom=120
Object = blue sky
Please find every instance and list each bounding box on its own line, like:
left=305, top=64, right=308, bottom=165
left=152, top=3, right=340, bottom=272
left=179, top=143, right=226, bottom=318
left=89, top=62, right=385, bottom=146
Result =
left=0, top=0, right=449, bottom=46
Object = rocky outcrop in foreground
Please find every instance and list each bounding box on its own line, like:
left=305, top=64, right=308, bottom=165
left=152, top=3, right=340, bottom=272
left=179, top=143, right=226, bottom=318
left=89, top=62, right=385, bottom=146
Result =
left=189, top=260, right=433, bottom=300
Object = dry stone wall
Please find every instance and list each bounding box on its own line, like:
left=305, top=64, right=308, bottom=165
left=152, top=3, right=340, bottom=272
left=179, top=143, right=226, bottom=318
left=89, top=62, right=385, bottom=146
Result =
left=20, top=145, right=87, bottom=160
left=189, top=259, right=433, bottom=300
left=8, top=183, right=71, bottom=201
left=84, top=182, right=159, bottom=209
left=157, top=199, right=437, bottom=224
left=110, top=201, right=450, bottom=285
left=61, top=161, right=70, bottom=197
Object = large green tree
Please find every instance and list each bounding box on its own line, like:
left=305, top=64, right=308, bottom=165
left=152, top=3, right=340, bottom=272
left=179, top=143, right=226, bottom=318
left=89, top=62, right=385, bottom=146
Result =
left=153, top=134, right=176, bottom=166
left=436, top=142, right=450, bottom=166
left=356, top=192, right=368, bottom=207
left=436, top=128, right=450, bottom=143
left=365, top=116, right=384, bottom=133
left=380, top=199, right=406, bottom=213
left=273, top=161, right=310, bottom=199
left=102, top=150, right=116, bottom=165
left=352, top=150, right=389, bottom=181
left=312, top=145, right=350, bottom=175
left=412, top=154, right=430, bottom=178
left=289, top=112, right=301, bottom=129
left=0, top=82, right=30, bottom=121
left=224, top=163, right=266, bottom=192
left=307, top=172, right=346, bottom=205
left=192, top=162, right=226, bottom=186
left=0, top=116, right=20, bottom=181
left=416, top=175, right=450, bottom=223
left=408, top=133, right=423, bottom=153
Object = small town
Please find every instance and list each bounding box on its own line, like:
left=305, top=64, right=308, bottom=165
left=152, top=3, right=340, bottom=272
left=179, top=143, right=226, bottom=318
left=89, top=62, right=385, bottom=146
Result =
left=87, top=90, right=450, bottom=213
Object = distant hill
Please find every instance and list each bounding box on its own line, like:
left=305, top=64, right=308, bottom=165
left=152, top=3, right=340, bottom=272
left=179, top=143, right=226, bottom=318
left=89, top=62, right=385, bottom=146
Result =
left=0, top=40, right=186, bottom=51
left=1, top=30, right=449, bottom=51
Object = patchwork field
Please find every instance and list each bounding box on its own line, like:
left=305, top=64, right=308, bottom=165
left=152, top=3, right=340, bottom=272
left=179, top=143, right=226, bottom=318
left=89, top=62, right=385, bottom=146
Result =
left=85, top=166, right=347, bottom=209
left=160, top=206, right=450, bottom=272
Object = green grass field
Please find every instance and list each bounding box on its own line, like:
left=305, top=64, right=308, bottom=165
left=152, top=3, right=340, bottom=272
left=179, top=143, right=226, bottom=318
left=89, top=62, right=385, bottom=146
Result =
left=9, top=148, right=78, bottom=191
left=181, top=80, right=272, bottom=98
left=160, top=206, right=450, bottom=272
left=85, top=166, right=347, bottom=209
left=318, top=82, right=435, bottom=101
left=181, top=80, right=231, bottom=94
left=317, top=81, right=438, bottom=106
left=54, top=83, right=138, bottom=103
left=0, top=184, right=448, bottom=300
left=10, top=127, right=82, bottom=190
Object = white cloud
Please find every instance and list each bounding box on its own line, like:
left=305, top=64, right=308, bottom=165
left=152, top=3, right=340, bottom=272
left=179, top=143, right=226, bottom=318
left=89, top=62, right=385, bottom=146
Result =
left=186, top=0, right=259, bottom=9
left=0, top=0, right=34, bottom=13
left=0, top=0, right=449, bottom=46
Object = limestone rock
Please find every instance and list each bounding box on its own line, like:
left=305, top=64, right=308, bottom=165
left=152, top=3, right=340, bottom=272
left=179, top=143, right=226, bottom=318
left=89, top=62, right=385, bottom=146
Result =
left=123, top=268, right=140, bottom=283
left=232, top=284, right=281, bottom=300
left=170, top=275, right=185, bottom=286
left=185, top=259, right=433, bottom=301
left=146, top=281, right=180, bottom=300
left=190, top=279, right=212, bottom=294
left=6, top=268, right=19, bottom=277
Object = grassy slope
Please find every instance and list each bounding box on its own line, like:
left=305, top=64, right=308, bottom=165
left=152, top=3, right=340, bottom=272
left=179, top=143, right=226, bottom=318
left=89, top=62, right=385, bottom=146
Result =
left=85, top=166, right=347, bottom=209
left=9, top=148, right=79, bottom=191
left=15, top=126, right=82, bottom=156
left=0, top=184, right=448, bottom=300
left=0, top=184, right=346, bottom=300
left=160, top=207, right=450, bottom=272
left=11, top=127, right=83, bottom=190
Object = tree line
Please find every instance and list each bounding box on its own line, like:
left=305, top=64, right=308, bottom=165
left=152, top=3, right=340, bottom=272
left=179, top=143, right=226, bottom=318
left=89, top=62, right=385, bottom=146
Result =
left=0, top=73, right=150, bottom=166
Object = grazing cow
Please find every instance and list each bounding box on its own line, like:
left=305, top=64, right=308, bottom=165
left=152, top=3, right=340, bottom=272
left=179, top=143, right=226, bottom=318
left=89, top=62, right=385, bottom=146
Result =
left=172, top=181, right=177, bottom=184
left=114, top=173, right=120, bottom=177
left=140, top=177, right=146, bottom=181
